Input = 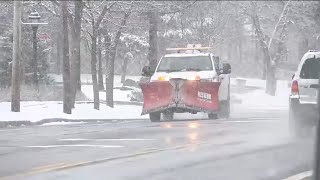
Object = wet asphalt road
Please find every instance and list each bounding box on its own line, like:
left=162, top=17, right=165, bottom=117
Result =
left=0, top=107, right=316, bottom=180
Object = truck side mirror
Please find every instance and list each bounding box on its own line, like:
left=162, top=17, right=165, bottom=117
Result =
left=142, top=66, right=152, bottom=77
left=221, top=63, right=231, bottom=74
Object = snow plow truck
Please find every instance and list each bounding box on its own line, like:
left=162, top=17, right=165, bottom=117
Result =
left=139, top=44, right=231, bottom=122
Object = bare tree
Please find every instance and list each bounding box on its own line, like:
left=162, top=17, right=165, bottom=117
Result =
left=85, top=2, right=116, bottom=110
left=106, top=11, right=131, bottom=108
left=11, top=1, right=22, bottom=112
left=248, top=1, right=291, bottom=95
left=62, top=1, right=72, bottom=114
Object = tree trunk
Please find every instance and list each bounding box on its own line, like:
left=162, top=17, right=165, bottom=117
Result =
left=91, top=29, right=100, bottom=110
left=11, top=1, right=22, bottom=112
left=106, top=45, right=115, bottom=108
left=148, top=12, right=158, bottom=71
left=69, top=0, right=83, bottom=108
left=73, top=0, right=83, bottom=91
left=106, top=12, right=130, bottom=108
left=70, top=29, right=76, bottom=108
left=98, top=36, right=104, bottom=90
left=62, top=1, right=72, bottom=114
left=104, top=34, right=111, bottom=105
left=262, top=47, right=276, bottom=95
left=121, top=56, right=128, bottom=83
left=56, top=31, right=61, bottom=75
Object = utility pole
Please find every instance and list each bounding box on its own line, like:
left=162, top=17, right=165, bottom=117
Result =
left=11, top=1, right=22, bottom=112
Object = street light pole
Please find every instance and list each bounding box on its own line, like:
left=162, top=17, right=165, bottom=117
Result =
left=32, top=25, right=38, bottom=86
left=29, top=11, right=41, bottom=87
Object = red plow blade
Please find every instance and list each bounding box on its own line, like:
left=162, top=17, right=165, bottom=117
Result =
left=140, top=79, right=220, bottom=115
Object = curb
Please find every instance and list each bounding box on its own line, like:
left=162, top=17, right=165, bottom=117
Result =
left=0, top=121, right=33, bottom=128
left=72, top=101, right=143, bottom=106
left=35, top=118, right=148, bottom=125
left=0, top=118, right=148, bottom=128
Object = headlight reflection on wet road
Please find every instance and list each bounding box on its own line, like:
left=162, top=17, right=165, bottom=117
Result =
left=161, top=121, right=201, bottom=149
left=188, top=132, right=198, bottom=142
left=162, top=123, right=173, bottom=128
left=188, top=122, right=199, bottom=129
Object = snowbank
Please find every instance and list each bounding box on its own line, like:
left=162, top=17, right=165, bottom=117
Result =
left=232, top=78, right=290, bottom=110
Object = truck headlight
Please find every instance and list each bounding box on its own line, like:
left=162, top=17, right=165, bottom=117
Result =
left=187, top=75, right=200, bottom=81
left=157, top=76, right=170, bottom=81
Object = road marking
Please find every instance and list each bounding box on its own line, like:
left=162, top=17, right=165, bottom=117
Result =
left=24, top=144, right=123, bottom=148
left=2, top=141, right=295, bottom=180
left=118, top=120, right=146, bottom=124
left=58, top=138, right=155, bottom=141
left=2, top=142, right=209, bottom=179
left=219, top=120, right=277, bottom=123
left=248, top=117, right=279, bottom=120
left=32, top=163, right=66, bottom=171
left=283, top=170, right=312, bottom=180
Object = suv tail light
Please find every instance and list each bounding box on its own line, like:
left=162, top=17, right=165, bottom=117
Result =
left=291, top=80, right=299, bottom=95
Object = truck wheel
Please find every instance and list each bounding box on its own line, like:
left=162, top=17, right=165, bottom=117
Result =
left=208, top=113, right=218, bottom=120
left=289, top=100, right=306, bottom=138
left=150, top=112, right=161, bottom=122
left=219, top=100, right=230, bottom=119
left=163, top=111, right=174, bottom=121
left=289, top=108, right=304, bottom=138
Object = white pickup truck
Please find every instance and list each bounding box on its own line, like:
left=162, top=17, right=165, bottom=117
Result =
left=140, top=46, right=231, bottom=122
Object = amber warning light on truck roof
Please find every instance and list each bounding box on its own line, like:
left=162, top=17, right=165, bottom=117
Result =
left=166, top=47, right=212, bottom=51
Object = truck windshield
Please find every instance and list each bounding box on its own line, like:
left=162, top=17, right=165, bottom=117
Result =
left=300, top=58, right=320, bottom=79
left=157, top=56, right=213, bottom=72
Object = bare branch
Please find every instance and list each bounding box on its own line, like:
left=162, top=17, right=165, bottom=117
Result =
left=95, top=2, right=117, bottom=28
left=267, top=0, right=291, bottom=50
left=39, top=2, right=60, bottom=17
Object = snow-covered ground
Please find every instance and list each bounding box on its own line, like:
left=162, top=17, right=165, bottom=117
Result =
left=81, top=85, right=133, bottom=102
left=0, top=75, right=290, bottom=124
left=0, top=101, right=147, bottom=122
left=232, top=78, right=290, bottom=110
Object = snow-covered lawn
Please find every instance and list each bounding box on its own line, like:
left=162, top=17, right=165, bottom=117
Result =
left=0, top=76, right=290, bottom=124
left=81, top=85, right=133, bottom=102
left=232, top=78, right=290, bottom=110
left=0, top=101, right=147, bottom=123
